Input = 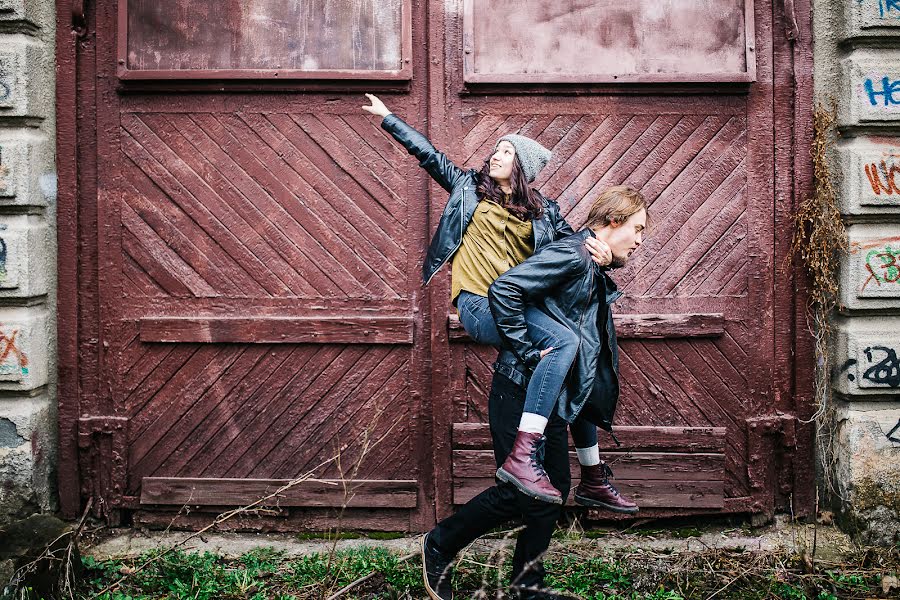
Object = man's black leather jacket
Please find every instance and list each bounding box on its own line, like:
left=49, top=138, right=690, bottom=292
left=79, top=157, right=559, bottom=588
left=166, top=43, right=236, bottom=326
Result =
left=380, top=114, right=574, bottom=285
left=489, top=229, right=623, bottom=430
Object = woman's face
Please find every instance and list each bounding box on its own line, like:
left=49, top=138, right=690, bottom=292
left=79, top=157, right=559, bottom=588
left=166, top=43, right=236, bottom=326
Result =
left=489, top=141, right=516, bottom=184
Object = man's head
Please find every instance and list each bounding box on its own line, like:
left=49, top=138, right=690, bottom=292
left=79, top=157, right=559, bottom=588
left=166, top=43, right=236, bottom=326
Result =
left=584, top=185, right=648, bottom=268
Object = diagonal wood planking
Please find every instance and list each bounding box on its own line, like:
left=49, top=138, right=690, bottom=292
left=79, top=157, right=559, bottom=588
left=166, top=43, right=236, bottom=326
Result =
left=454, top=111, right=756, bottom=498
left=123, top=343, right=413, bottom=493
left=119, top=112, right=409, bottom=299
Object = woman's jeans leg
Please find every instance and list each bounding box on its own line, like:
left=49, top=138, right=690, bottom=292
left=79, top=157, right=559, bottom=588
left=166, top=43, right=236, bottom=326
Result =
left=458, top=291, right=579, bottom=423
left=457, top=291, right=503, bottom=347
left=522, top=308, right=579, bottom=420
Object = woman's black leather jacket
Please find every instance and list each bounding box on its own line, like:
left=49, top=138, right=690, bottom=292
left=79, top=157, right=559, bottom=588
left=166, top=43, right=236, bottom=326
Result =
left=380, top=114, right=574, bottom=285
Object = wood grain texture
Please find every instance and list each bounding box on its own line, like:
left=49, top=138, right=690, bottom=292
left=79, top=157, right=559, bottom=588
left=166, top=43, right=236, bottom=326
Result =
left=140, top=316, right=414, bottom=344
left=140, top=477, right=418, bottom=508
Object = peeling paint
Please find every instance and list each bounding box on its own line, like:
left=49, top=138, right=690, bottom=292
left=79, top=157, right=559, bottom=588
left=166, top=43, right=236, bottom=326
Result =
left=0, top=418, right=24, bottom=448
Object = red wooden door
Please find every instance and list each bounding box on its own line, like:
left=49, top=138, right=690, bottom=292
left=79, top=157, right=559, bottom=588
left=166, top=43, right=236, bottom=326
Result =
left=59, top=0, right=813, bottom=526
left=62, top=0, right=435, bottom=530
left=437, top=0, right=813, bottom=521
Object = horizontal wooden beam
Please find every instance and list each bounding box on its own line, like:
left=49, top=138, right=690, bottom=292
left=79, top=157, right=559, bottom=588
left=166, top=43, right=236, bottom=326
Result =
left=452, top=450, right=725, bottom=482
left=449, top=313, right=724, bottom=341
left=452, top=423, right=726, bottom=453
left=140, top=317, right=414, bottom=344
left=140, top=478, right=418, bottom=508
left=453, top=478, right=724, bottom=509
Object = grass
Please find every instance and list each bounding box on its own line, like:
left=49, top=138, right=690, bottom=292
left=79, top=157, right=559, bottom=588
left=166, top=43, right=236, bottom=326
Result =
left=77, top=539, right=900, bottom=600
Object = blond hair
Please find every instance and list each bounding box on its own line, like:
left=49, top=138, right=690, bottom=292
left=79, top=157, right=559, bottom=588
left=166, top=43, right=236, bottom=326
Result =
left=584, top=185, right=647, bottom=229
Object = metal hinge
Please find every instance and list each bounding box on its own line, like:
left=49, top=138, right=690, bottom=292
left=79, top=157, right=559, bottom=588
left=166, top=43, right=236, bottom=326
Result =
left=77, top=415, right=128, bottom=522
left=781, top=0, right=801, bottom=42
left=747, top=413, right=798, bottom=491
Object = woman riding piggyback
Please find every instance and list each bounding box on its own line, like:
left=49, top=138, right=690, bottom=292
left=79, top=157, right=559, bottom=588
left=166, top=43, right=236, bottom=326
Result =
left=362, top=95, right=636, bottom=513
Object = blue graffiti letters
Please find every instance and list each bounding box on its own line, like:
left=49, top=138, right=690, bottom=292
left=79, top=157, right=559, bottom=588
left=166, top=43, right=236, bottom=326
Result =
left=863, top=346, right=900, bottom=388
left=879, top=0, right=900, bottom=18
left=865, top=77, right=900, bottom=106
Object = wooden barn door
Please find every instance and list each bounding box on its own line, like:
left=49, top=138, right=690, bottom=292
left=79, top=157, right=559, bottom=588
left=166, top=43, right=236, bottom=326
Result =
left=64, top=0, right=436, bottom=530
left=436, top=0, right=811, bottom=521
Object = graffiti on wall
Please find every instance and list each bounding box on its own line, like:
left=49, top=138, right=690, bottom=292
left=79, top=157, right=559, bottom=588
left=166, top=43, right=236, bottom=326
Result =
left=862, top=346, right=900, bottom=387
left=0, top=328, right=27, bottom=378
left=0, top=238, right=8, bottom=283
left=853, top=237, right=900, bottom=293
left=839, top=346, right=900, bottom=388
left=865, top=0, right=900, bottom=19
left=864, top=76, right=900, bottom=106
left=0, top=147, right=8, bottom=194
left=864, top=155, right=900, bottom=196
left=887, top=419, right=900, bottom=443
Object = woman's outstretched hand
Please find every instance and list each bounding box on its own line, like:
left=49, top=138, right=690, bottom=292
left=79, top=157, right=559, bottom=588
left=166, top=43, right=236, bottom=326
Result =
left=362, top=93, right=392, bottom=118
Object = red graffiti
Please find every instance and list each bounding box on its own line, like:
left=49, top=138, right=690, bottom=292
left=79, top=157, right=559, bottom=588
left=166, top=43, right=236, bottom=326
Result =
left=864, top=161, right=900, bottom=195
left=0, top=330, right=28, bottom=369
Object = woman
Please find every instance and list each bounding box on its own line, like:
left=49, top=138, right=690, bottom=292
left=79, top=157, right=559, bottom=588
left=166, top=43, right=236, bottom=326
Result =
left=362, top=94, right=633, bottom=510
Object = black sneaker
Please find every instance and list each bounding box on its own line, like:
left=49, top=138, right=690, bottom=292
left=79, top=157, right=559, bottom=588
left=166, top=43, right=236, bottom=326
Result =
left=421, top=532, right=454, bottom=600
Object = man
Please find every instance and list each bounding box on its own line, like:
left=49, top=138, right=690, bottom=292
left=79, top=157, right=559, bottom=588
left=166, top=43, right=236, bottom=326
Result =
left=421, top=186, right=648, bottom=600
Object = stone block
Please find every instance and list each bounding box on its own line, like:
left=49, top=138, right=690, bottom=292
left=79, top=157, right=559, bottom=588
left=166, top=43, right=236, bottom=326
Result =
left=832, top=315, right=900, bottom=396
left=0, top=36, right=51, bottom=119
left=0, top=216, right=50, bottom=298
left=839, top=223, right=900, bottom=309
left=0, top=130, right=54, bottom=206
left=842, top=0, right=900, bottom=39
left=835, top=138, right=900, bottom=216
left=0, top=396, right=56, bottom=521
left=832, top=400, right=900, bottom=545
left=0, top=0, right=52, bottom=30
left=838, top=50, right=900, bottom=126
left=0, top=307, right=48, bottom=390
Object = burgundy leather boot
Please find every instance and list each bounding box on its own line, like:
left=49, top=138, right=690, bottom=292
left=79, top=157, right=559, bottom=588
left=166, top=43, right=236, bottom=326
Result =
left=574, top=462, right=638, bottom=513
left=496, top=431, right=563, bottom=505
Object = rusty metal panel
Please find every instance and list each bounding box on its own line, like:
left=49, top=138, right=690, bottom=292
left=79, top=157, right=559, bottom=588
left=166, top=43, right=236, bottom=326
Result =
left=120, top=0, right=413, bottom=79
left=463, top=0, right=755, bottom=83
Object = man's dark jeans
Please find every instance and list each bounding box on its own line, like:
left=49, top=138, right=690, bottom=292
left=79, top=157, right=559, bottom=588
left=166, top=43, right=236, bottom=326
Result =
left=430, top=372, right=571, bottom=587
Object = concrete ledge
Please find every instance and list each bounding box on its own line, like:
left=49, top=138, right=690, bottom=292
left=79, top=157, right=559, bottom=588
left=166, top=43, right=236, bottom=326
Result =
left=839, top=50, right=900, bottom=126
left=0, top=215, right=49, bottom=297
left=839, top=224, right=900, bottom=310
left=832, top=315, right=900, bottom=396
left=0, top=307, right=48, bottom=390
left=835, top=138, right=900, bottom=216
left=0, top=0, right=52, bottom=30
left=0, top=130, right=54, bottom=205
left=0, top=36, right=51, bottom=120
left=841, top=0, right=900, bottom=40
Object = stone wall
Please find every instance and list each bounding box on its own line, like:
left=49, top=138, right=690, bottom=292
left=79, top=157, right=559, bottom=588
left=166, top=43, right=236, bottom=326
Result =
left=0, top=0, right=57, bottom=523
left=815, top=0, right=900, bottom=545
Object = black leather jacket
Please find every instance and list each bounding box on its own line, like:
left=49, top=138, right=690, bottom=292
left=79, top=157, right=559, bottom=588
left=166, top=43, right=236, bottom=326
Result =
left=380, top=114, right=574, bottom=284
left=489, top=229, right=623, bottom=430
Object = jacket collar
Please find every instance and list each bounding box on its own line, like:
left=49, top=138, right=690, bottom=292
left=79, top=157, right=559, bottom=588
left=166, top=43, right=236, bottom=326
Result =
left=584, top=229, right=624, bottom=304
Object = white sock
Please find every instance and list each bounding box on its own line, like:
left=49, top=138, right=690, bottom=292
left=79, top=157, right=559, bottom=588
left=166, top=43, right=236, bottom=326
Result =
left=518, top=412, right=548, bottom=434
left=576, top=445, right=601, bottom=467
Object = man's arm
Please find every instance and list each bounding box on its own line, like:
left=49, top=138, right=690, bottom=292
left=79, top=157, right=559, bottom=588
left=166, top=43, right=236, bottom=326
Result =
left=488, top=243, right=587, bottom=371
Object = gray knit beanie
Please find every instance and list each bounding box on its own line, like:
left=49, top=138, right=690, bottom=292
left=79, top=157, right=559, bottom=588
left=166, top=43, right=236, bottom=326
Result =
left=496, top=134, right=552, bottom=183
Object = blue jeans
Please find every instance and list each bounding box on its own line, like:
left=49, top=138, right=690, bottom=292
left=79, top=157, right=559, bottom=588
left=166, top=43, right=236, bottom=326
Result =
left=457, top=291, right=598, bottom=448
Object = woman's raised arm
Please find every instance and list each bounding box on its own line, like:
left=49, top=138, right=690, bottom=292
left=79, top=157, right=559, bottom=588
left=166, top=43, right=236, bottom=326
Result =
left=362, top=94, right=467, bottom=193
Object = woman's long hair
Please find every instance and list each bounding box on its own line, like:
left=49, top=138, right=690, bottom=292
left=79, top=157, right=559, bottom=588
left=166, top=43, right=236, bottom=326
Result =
left=475, top=155, right=544, bottom=221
